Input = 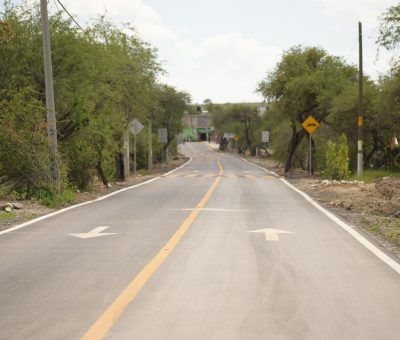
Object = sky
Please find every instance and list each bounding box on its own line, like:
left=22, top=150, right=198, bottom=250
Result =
left=2, top=0, right=399, bottom=103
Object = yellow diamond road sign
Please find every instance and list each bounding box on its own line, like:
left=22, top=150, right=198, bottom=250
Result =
left=301, top=115, right=320, bottom=134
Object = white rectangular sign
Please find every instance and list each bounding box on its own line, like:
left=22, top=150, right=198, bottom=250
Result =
left=262, top=131, right=270, bottom=143
left=158, top=128, right=168, bottom=143
left=223, top=132, right=235, bottom=139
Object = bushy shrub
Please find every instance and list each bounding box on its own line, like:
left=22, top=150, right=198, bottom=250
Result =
left=0, top=88, right=51, bottom=191
left=323, top=140, right=337, bottom=179
left=28, top=186, right=75, bottom=208
left=337, top=134, right=350, bottom=179
left=323, top=134, right=350, bottom=179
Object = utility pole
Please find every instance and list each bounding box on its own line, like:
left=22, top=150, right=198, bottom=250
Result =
left=148, top=120, right=153, bottom=170
left=357, top=21, right=364, bottom=176
left=40, top=0, right=60, bottom=192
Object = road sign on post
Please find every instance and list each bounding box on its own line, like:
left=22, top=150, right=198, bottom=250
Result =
left=129, top=119, right=144, bottom=177
left=301, top=115, right=320, bottom=176
left=262, top=131, right=270, bottom=143
left=158, top=128, right=168, bottom=143
left=129, top=118, right=144, bottom=135
left=158, top=128, right=168, bottom=163
left=301, top=115, right=320, bottom=134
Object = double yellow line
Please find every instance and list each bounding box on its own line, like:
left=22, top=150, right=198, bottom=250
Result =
left=82, top=159, right=224, bottom=339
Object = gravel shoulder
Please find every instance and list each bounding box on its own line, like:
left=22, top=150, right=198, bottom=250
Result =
left=0, top=155, right=189, bottom=232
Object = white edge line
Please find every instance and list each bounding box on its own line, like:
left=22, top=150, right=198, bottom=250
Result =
left=243, top=157, right=400, bottom=274
left=242, top=158, right=279, bottom=177
left=0, top=156, right=192, bottom=236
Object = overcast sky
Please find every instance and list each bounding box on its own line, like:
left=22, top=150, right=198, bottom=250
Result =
left=2, top=0, right=398, bottom=103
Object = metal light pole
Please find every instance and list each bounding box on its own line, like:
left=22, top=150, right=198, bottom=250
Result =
left=40, top=0, right=60, bottom=191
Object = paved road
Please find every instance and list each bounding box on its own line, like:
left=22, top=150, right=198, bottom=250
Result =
left=0, top=142, right=399, bottom=340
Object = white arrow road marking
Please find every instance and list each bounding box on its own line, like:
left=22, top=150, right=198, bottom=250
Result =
left=69, top=226, right=116, bottom=239
left=248, top=228, right=294, bottom=241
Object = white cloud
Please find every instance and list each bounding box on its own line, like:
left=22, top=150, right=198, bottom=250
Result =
left=52, top=0, right=175, bottom=40
left=315, top=0, right=396, bottom=27
left=195, top=32, right=281, bottom=71
left=162, top=32, right=282, bottom=103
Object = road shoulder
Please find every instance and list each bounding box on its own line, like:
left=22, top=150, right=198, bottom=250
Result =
left=0, top=155, right=190, bottom=233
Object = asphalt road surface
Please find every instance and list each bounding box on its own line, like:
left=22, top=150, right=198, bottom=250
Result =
left=0, top=142, right=399, bottom=340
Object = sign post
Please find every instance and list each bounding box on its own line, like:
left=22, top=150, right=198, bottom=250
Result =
left=123, top=130, right=130, bottom=179
left=129, top=118, right=144, bottom=177
left=261, top=131, right=270, bottom=155
left=301, top=116, right=320, bottom=176
left=261, top=131, right=270, bottom=143
left=158, top=128, right=168, bottom=163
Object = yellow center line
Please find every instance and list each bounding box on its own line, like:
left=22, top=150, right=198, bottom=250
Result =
left=202, top=141, right=216, bottom=152
left=81, top=158, right=224, bottom=340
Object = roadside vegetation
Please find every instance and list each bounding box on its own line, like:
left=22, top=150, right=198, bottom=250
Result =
left=209, top=3, right=400, bottom=180
left=0, top=1, right=190, bottom=206
left=205, top=4, right=400, bottom=250
left=349, top=170, right=400, bottom=183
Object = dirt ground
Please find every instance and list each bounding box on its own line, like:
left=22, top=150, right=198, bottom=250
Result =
left=249, top=156, right=400, bottom=257
left=0, top=156, right=188, bottom=232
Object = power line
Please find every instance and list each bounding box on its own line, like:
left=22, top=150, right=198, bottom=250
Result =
left=53, top=0, right=61, bottom=13
left=55, top=0, right=84, bottom=31
left=344, top=38, right=358, bottom=62
left=366, top=25, right=378, bottom=39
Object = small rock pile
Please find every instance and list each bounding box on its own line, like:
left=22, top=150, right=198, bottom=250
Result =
left=321, top=179, right=364, bottom=185
left=329, top=200, right=353, bottom=210
left=0, top=202, right=23, bottom=213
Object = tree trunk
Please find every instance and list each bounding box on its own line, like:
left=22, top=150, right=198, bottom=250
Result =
left=96, top=160, right=108, bottom=187
left=285, top=123, right=307, bottom=173
left=365, top=130, right=379, bottom=167
left=115, top=152, right=125, bottom=181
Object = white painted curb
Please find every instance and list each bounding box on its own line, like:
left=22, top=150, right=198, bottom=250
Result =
left=0, top=157, right=192, bottom=236
left=242, top=157, right=400, bottom=274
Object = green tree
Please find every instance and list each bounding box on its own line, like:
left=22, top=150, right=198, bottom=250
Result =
left=210, top=103, right=261, bottom=154
left=377, top=4, right=400, bottom=51
left=0, top=88, right=50, bottom=191
left=0, top=1, right=180, bottom=193
left=154, top=85, right=191, bottom=159
left=257, top=46, right=357, bottom=173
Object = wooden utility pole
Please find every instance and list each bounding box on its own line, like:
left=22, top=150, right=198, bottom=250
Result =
left=40, top=0, right=60, bottom=192
left=357, top=21, right=364, bottom=176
